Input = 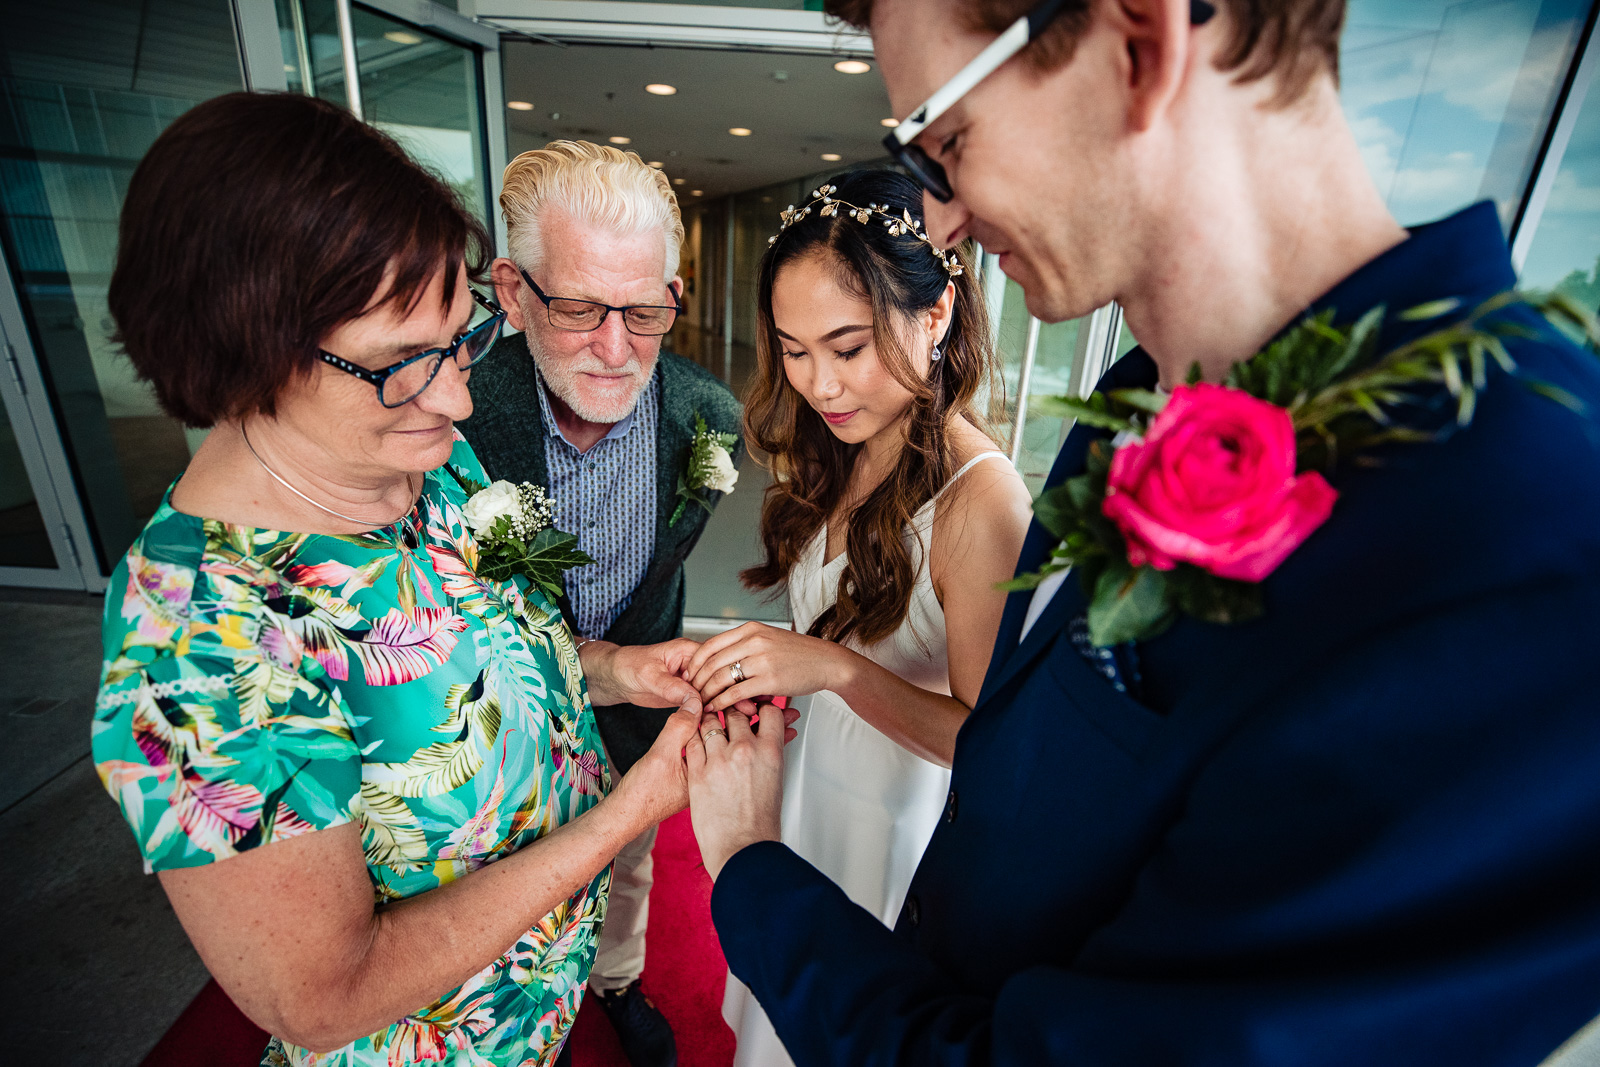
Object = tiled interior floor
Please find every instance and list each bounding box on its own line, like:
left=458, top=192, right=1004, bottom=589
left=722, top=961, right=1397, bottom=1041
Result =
left=0, top=588, right=213, bottom=1064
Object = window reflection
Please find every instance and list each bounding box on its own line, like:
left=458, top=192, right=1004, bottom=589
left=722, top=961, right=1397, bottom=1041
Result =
left=282, top=1, right=491, bottom=233
left=0, top=0, right=243, bottom=570
left=350, top=6, right=490, bottom=227
left=1519, top=71, right=1600, bottom=304
left=1342, top=0, right=1591, bottom=227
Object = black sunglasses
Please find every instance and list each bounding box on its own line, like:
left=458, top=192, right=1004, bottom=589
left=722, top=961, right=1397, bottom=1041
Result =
left=883, top=0, right=1217, bottom=203
left=318, top=288, right=506, bottom=408
left=519, top=268, right=683, bottom=337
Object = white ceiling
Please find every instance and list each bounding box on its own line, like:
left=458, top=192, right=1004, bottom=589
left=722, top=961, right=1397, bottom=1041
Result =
left=500, top=39, right=895, bottom=200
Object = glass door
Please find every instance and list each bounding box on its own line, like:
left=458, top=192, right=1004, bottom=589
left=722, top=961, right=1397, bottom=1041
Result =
left=283, top=0, right=498, bottom=236
left=0, top=280, right=89, bottom=588
left=0, top=0, right=248, bottom=589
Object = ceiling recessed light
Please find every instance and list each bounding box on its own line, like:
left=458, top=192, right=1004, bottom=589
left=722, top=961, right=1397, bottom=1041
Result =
left=692, top=190, right=704, bottom=196
left=834, top=59, right=872, bottom=75
left=645, top=83, right=677, bottom=96
left=647, top=161, right=663, bottom=168
left=881, top=117, right=900, bottom=128
left=673, top=177, right=686, bottom=186
left=507, top=100, right=534, bottom=111
left=761, top=196, right=773, bottom=203
left=728, top=127, right=752, bottom=137
left=284, top=63, right=296, bottom=73
left=820, top=153, right=842, bottom=162
left=609, top=136, right=632, bottom=145
left=384, top=30, right=423, bottom=45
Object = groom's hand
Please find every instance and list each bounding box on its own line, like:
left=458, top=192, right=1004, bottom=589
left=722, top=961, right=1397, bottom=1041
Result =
left=684, top=704, right=796, bottom=880
left=580, top=638, right=703, bottom=712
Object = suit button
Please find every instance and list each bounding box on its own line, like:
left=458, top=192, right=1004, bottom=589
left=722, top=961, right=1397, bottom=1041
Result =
left=903, top=894, right=920, bottom=927
left=943, top=789, right=958, bottom=824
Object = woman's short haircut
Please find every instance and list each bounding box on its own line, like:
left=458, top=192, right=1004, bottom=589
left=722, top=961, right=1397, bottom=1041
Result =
left=109, top=92, right=490, bottom=428
left=826, top=0, right=1346, bottom=105
left=499, top=141, right=684, bottom=282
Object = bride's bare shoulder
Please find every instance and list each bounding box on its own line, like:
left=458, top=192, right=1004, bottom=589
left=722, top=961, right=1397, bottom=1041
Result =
left=933, top=421, right=1031, bottom=542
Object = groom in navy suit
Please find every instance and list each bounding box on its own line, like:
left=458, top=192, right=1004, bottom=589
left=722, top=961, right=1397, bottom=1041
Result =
left=683, top=0, right=1600, bottom=1064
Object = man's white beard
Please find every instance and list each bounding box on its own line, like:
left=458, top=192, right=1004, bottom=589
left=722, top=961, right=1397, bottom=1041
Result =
left=526, top=336, right=656, bottom=425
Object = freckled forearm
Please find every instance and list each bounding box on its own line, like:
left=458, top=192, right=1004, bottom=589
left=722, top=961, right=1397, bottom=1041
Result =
left=270, top=801, right=637, bottom=1051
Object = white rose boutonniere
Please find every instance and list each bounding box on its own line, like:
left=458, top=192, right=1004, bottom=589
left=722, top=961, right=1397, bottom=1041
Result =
left=461, top=479, right=522, bottom=537
left=454, top=475, right=594, bottom=600
left=671, top=413, right=739, bottom=526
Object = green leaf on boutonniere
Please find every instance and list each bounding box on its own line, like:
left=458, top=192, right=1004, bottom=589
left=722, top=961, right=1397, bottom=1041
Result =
left=1087, top=560, right=1175, bottom=647
left=1032, top=482, right=1083, bottom=542
left=1167, top=565, right=1264, bottom=626
left=1033, top=394, right=1135, bottom=434
left=476, top=527, right=594, bottom=602
left=1107, top=388, right=1168, bottom=416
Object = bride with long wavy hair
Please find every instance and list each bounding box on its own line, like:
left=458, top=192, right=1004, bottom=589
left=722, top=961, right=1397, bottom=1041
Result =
left=686, top=169, right=1032, bottom=1067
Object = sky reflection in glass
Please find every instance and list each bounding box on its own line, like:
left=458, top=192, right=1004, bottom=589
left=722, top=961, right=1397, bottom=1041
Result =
left=1341, top=0, right=1590, bottom=228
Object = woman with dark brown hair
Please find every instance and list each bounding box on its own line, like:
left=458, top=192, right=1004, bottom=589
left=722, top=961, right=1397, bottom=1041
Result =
left=87, top=93, right=780, bottom=1067
left=684, top=169, right=1031, bottom=1067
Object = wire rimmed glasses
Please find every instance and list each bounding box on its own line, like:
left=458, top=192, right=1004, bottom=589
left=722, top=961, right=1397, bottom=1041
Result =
left=519, top=268, right=683, bottom=336
left=319, top=287, right=507, bottom=408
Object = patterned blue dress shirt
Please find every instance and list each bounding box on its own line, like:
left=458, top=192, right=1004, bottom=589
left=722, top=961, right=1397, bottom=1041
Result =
left=534, top=366, right=659, bottom=639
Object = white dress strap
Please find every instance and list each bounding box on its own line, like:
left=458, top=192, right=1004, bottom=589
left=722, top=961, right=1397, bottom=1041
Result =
left=932, top=450, right=1010, bottom=503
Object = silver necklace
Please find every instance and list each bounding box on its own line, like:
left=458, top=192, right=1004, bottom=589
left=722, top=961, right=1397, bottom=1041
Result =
left=241, top=424, right=414, bottom=530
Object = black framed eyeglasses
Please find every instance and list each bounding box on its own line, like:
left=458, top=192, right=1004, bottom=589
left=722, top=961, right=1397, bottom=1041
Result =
left=519, top=268, right=683, bottom=336
left=883, top=0, right=1216, bottom=203
left=318, top=287, right=506, bottom=408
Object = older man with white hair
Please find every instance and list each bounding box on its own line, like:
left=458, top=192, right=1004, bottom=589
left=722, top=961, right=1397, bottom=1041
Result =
left=460, top=141, right=743, bottom=1067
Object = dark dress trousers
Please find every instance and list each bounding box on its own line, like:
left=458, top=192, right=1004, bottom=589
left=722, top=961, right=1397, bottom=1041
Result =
left=710, top=202, right=1600, bottom=1065
left=459, top=337, right=743, bottom=773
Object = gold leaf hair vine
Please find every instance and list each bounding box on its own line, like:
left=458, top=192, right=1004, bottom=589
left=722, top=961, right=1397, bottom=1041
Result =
left=768, top=184, right=965, bottom=277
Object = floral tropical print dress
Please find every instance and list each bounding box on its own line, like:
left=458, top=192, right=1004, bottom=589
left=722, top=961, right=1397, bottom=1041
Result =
left=92, top=434, right=612, bottom=1066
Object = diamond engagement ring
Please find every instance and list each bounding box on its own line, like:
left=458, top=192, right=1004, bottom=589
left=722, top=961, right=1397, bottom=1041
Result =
left=729, top=661, right=745, bottom=683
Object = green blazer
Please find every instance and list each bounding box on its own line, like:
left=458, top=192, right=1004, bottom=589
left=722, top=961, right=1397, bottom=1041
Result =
left=458, top=334, right=744, bottom=773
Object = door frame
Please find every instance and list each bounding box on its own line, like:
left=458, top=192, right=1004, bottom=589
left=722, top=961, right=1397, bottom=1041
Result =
left=0, top=264, right=104, bottom=591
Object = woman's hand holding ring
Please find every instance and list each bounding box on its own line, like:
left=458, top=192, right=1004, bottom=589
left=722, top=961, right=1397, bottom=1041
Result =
left=729, top=661, right=745, bottom=683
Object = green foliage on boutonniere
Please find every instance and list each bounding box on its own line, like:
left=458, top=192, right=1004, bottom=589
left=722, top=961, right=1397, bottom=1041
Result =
left=671, top=412, right=739, bottom=527
left=451, top=471, right=594, bottom=601
left=1006, top=289, right=1600, bottom=647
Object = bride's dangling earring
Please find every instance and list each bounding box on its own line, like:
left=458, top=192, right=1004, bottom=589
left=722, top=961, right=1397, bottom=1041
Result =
left=930, top=343, right=943, bottom=362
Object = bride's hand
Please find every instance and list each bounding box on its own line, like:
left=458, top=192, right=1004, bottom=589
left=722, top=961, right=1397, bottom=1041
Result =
left=684, top=622, right=850, bottom=716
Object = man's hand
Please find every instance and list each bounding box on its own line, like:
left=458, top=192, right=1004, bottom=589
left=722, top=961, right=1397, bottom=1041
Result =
left=581, top=638, right=703, bottom=711
left=684, top=704, right=795, bottom=880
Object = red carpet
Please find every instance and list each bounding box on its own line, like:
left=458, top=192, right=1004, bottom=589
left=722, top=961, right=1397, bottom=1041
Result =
left=568, top=810, right=736, bottom=1067
left=141, top=810, right=734, bottom=1067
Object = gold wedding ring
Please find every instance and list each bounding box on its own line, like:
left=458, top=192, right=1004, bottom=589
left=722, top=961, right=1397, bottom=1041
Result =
left=729, top=661, right=745, bottom=683
left=702, top=728, right=727, bottom=742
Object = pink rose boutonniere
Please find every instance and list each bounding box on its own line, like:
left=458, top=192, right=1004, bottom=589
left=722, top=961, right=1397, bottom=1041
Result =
left=1008, top=290, right=1600, bottom=646
left=1102, top=384, right=1338, bottom=582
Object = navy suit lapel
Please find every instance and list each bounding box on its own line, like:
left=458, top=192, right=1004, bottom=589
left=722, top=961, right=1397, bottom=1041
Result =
left=976, top=349, right=1160, bottom=710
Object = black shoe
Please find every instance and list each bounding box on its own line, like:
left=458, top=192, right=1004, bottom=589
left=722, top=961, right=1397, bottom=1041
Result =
left=593, top=979, right=678, bottom=1067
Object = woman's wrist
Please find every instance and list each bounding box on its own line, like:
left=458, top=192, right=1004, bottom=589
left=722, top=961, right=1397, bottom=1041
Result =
left=577, top=639, right=621, bottom=704
left=826, top=641, right=869, bottom=702
left=589, top=785, right=649, bottom=851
